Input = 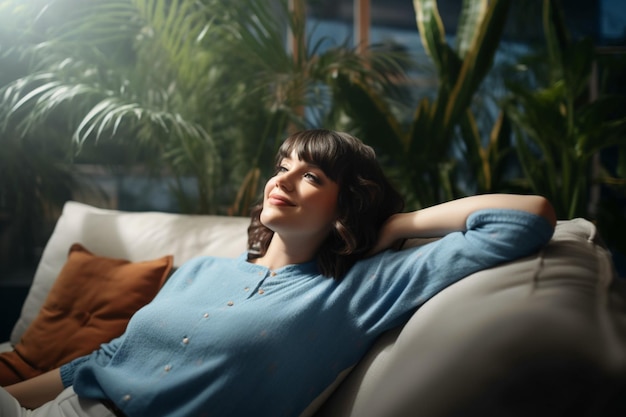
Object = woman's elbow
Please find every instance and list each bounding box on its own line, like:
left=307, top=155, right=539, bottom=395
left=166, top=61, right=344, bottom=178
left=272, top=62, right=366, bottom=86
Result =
left=531, top=195, right=557, bottom=229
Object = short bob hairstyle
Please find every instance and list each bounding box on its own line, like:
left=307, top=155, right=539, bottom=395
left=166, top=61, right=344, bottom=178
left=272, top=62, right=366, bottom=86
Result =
left=247, top=129, right=404, bottom=279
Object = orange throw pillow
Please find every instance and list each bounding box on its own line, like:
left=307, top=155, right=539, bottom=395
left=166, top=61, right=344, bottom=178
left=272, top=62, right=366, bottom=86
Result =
left=0, top=243, right=173, bottom=385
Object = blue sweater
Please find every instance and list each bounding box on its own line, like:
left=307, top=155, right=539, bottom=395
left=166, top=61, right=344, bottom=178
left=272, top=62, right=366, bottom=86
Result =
left=60, top=209, right=553, bottom=417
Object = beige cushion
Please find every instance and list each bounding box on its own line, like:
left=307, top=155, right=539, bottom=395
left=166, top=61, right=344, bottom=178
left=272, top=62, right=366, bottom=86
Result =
left=313, top=219, right=626, bottom=416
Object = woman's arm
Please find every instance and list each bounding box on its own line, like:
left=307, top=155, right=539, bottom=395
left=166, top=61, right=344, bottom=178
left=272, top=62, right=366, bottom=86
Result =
left=4, top=325, right=127, bottom=410
left=373, top=194, right=556, bottom=253
left=4, top=368, right=64, bottom=409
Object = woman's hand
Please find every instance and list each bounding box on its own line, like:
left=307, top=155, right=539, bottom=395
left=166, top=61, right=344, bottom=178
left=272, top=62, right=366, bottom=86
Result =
left=368, top=213, right=408, bottom=256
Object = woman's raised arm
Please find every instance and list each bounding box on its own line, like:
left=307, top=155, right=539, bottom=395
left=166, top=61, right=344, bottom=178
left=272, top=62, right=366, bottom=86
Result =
left=372, top=194, right=556, bottom=254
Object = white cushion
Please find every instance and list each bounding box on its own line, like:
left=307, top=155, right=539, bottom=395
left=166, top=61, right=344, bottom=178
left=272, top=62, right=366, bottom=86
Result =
left=313, top=218, right=626, bottom=416
left=10, top=201, right=249, bottom=345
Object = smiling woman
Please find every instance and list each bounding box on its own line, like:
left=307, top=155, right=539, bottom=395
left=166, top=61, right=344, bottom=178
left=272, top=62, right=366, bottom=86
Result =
left=248, top=129, right=405, bottom=278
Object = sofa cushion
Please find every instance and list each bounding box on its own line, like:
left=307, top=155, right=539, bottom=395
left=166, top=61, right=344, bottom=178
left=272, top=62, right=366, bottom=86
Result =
left=0, top=244, right=172, bottom=385
left=313, top=219, right=626, bottom=417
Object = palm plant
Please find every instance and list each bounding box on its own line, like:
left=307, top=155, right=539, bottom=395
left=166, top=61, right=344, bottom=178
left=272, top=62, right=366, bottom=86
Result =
left=2, top=0, right=230, bottom=214
left=0, top=0, right=408, bottom=215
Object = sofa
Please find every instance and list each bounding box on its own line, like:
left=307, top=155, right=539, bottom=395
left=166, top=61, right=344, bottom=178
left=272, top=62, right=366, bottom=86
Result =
left=1, top=200, right=626, bottom=416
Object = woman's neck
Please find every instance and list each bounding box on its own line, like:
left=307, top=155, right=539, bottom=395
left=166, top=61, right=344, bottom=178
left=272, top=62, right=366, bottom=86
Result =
left=252, top=234, right=319, bottom=271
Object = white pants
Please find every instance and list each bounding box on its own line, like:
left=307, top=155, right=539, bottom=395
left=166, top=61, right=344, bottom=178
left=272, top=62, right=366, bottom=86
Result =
left=0, top=387, right=114, bottom=417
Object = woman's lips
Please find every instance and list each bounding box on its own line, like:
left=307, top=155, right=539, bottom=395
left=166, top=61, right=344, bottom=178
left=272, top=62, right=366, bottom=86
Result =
left=268, top=194, right=295, bottom=206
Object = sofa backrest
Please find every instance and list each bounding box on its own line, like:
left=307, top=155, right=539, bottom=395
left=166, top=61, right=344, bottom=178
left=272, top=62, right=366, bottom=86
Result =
left=10, top=201, right=250, bottom=345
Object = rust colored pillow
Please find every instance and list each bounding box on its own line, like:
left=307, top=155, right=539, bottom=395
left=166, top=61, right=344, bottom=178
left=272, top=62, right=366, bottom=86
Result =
left=0, top=243, right=173, bottom=385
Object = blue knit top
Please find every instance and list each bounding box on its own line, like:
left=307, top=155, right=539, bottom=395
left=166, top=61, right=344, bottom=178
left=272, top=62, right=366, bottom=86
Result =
left=60, top=209, right=553, bottom=417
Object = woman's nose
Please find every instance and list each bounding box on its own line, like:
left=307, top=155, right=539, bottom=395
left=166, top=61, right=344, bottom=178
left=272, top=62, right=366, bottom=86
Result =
left=275, top=175, right=294, bottom=191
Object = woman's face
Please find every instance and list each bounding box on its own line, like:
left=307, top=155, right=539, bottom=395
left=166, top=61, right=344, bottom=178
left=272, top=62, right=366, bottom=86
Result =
left=260, top=151, right=339, bottom=243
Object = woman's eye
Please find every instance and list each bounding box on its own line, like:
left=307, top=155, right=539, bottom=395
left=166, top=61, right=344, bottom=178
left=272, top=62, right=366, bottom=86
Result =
left=304, top=172, right=320, bottom=183
left=277, top=165, right=288, bottom=173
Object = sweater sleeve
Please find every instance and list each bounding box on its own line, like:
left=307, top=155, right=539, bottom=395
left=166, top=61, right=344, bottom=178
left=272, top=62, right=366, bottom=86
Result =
left=450, top=208, right=554, bottom=267
left=347, top=209, right=554, bottom=334
left=60, top=335, right=125, bottom=387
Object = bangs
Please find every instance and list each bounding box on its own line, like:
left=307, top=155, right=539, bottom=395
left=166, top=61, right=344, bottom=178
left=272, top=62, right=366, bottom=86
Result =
left=277, top=130, right=350, bottom=181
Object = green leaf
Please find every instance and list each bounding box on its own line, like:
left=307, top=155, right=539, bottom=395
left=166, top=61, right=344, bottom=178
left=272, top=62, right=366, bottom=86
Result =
left=444, top=0, right=510, bottom=130
left=414, top=0, right=448, bottom=76
left=455, top=0, right=487, bottom=58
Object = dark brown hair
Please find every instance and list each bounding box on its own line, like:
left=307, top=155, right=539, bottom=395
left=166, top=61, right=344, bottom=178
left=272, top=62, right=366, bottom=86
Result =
left=247, top=129, right=404, bottom=278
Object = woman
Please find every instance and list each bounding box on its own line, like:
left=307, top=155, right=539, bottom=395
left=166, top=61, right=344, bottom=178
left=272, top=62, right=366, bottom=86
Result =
left=2, top=129, right=556, bottom=417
